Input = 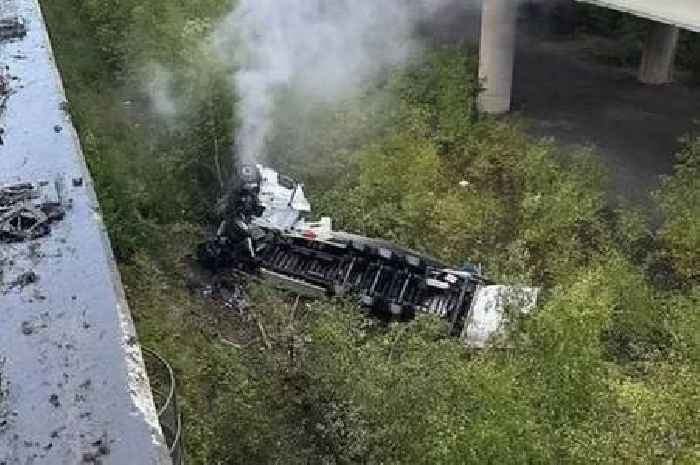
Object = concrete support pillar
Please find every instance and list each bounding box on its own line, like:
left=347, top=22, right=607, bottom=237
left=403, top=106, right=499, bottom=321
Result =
left=478, top=0, right=518, bottom=114
left=639, top=22, right=679, bottom=85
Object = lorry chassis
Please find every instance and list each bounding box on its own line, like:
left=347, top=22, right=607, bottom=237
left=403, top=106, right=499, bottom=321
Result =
left=199, top=164, right=536, bottom=344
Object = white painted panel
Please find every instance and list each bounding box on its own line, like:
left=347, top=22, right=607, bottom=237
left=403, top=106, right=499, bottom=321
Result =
left=463, top=285, right=539, bottom=349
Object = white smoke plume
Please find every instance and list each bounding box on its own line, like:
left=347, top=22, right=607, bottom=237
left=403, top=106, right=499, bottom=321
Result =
left=143, top=63, right=178, bottom=120
left=212, top=0, right=479, bottom=165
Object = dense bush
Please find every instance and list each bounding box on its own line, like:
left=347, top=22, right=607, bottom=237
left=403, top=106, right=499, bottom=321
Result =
left=313, top=50, right=608, bottom=288
left=42, top=0, right=235, bottom=259
left=655, top=138, right=700, bottom=285
left=287, top=255, right=698, bottom=464
left=243, top=48, right=699, bottom=464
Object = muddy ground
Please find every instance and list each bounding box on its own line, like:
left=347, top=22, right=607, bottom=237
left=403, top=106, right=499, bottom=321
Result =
left=513, top=34, right=700, bottom=206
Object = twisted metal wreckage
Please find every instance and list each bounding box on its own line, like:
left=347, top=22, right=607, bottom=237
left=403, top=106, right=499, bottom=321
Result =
left=199, top=165, right=539, bottom=348
left=0, top=182, right=65, bottom=243
left=1, top=19, right=59, bottom=242
left=0, top=17, right=26, bottom=42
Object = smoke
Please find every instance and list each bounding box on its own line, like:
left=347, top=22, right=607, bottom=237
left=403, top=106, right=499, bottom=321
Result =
left=143, top=63, right=178, bottom=120
left=211, top=0, right=479, bottom=165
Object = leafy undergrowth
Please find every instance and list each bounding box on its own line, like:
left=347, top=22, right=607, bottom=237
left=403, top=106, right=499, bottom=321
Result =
left=279, top=51, right=699, bottom=463
left=124, top=233, right=699, bottom=464
left=41, top=1, right=699, bottom=463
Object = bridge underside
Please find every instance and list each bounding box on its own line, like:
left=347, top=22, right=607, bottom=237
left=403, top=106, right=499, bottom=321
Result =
left=577, top=0, right=699, bottom=85
left=479, top=0, right=699, bottom=114
left=577, top=0, right=700, bottom=33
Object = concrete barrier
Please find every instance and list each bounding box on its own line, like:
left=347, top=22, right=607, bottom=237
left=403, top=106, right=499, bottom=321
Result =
left=0, top=1, right=172, bottom=464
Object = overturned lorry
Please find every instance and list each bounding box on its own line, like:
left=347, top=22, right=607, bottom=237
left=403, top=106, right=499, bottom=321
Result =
left=199, top=164, right=538, bottom=347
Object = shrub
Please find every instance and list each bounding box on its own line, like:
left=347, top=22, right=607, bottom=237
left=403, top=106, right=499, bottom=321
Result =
left=655, top=138, right=700, bottom=286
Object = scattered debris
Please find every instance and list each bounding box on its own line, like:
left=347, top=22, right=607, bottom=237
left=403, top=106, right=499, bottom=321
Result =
left=48, top=394, right=60, bottom=408
left=0, top=359, right=10, bottom=436
left=0, top=70, right=14, bottom=126
left=21, top=321, right=34, bottom=335
left=189, top=261, right=251, bottom=314
left=81, top=433, right=112, bottom=463
left=0, top=183, right=65, bottom=243
left=0, top=183, right=34, bottom=205
left=5, top=271, right=38, bottom=294
left=216, top=280, right=249, bottom=311
left=92, top=438, right=110, bottom=457
left=0, top=73, right=9, bottom=96
left=0, top=17, right=26, bottom=42
left=18, top=311, right=50, bottom=334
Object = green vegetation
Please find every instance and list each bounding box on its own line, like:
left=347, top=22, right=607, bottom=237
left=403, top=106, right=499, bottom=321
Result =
left=40, top=1, right=699, bottom=464
left=42, top=0, right=234, bottom=259
left=656, top=139, right=700, bottom=284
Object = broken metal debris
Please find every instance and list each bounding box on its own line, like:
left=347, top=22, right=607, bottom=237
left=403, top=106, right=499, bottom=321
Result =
left=0, top=358, right=8, bottom=431
left=0, top=17, right=26, bottom=42
left=0, top=183, right=65, bottom=242
left=200, top=275, right=250, bottom=314
left=189, top=256, right=251, bottom=315
left=2, top=271, right=40, bottom=296
left=0, top=73, right=8, bottom=96
left=0, top=183, right=65, bottom=243
left=1, top=69, right=12, bottom=116
left=21, top=321, right=34, bottom=335
left=1, top=68, right=16, bottom=143
left=11, top=270, right=38, bottom=289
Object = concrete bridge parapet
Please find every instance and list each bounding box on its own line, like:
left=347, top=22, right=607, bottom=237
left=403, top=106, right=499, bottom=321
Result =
left=0, top=1, right=172, bottom=464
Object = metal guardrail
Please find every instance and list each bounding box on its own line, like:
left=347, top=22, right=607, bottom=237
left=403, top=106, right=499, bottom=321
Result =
left=142, top=348, right=185, bottom=465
